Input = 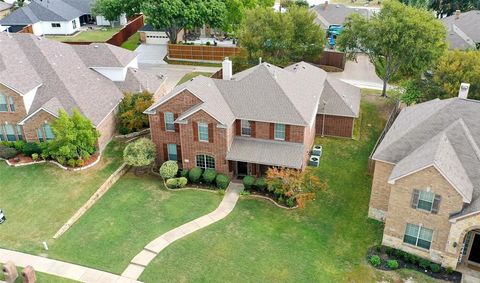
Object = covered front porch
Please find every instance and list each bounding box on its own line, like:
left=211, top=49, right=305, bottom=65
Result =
left=457, top=229, right=480, bottom=281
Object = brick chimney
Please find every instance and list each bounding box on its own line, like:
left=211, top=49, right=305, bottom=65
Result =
left=222, top=57, right=232, bottom=81
left=324, top=1, right=328, bottom=10
left=455, top=10, right=461, bottom=19
left=458, top=83, right=470, bottom=99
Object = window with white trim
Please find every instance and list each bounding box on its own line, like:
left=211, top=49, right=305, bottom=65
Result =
left=43, top=124, right=55, bottom=140
left=16, top=125, right=23, bottom=140
left=198, top=122, right=209, bottom=142
left=72, top=19, right=77, bottom=29
left=8, top=96, right=14, bottom=112
left=164, top=112, right=175, bottom=131
left=167, top=144, right=177, bottom=161
left=241, top=120, right=251, bottom=136
left=417, top=190, right=435, bottom=212
left=196, top=154, right=215, bottom=169
left=0, top=93, right=7, bottom=112
left=37, top=128, right=44, bottom=142
left=51, top=23, right=61, bottom=28
left=274, top=123, right=285, bottom=140
left=403, top=223, right=433, bottom=250
left=5, top=124, right=15, bottom=141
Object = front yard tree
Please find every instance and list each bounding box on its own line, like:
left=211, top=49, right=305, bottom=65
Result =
left=49, top=109, right=100, bottom=160
left=337, top=1, right=447, bottom=97
left=92, top=0, right=124, bottom=27
left=142, top=0, right=227, bottom=44
left=123, top=138, right=156, bottom=174
left=117, top=91, right=154, bottom=134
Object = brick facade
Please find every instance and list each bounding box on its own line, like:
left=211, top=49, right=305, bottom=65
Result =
left=368, top=161, right=395, bottom=221
left=0, top=83, right=27, bottom=141
left=96, top=109, right=117, bottom=151
left=316, top=114, right=354, bottom=138
left=22, top=110, right=56, bottom=142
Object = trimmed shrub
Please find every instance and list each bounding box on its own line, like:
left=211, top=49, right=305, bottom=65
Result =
left=32, top=153, right=39, bottom=161
left=385, top=247, right=394, bottom=255
left=188, top=167, right=203, bottom=183
left=178, top=177, right=188, bottom=188
left=407, top=254, right=419, bottom=264
left=76, top=158, right=85, bottom=167
left=166, top=178, right=178, bottom=189
left=166, top=177, right=189, bottom=189
left=23, top=142, right=42, bottom=156
left=255, top=177, right=267, bottom=191
left=286, top=197, right=296, bottom=207
left=216, top=174, right=230, bottom=189
left=369, top=255, right=381, bottom=267
left=445, top=267, right=454, bottom=274
left=159, top=161, right=179, bottom=179
left=13, top=140, right=26, bottom=152
left=56, top=156, right=66, bottom=165
left=242, top=175, right=256, bottom=190
left=430, top=263, right=441, bottom=273
left=419, top=259, right=430, bottom=270
left=202, top=169, right=217, bottom=184
left=67, top=159, right=76, bottom=168
left=180, top=169, right=189, bottom=178
left=386, top=260, right=399, bottom=270
left=0, top=146, right=17, bottom=159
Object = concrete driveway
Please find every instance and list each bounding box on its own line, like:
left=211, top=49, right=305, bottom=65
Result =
left=329, top=54, right=387, bottom=90
left=135, top=44, right=168, bottom=64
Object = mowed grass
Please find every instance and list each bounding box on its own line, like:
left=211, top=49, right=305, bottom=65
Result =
left=140, top=99, right=387, bottom=282
left=177, top=72, right=214, bottom=86
left=47, top=173, right=222, bottom=274
left=121, top=32, right=141, bottom=51
left=0, top=141, right=125, bottom=254
left=46, top=28, right=120, bottom=42
left=0, top=269, right=79, bottom=283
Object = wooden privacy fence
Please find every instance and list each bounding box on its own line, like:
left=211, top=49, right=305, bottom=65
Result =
left=168, top=44, right=242, bottom=62
left=311, top=50, right=347, bottom=70
left=19, top=25, right=33, bottom=34
left=106, top=14, right=144, bottom=46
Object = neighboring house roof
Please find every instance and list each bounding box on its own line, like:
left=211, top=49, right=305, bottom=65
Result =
left=372, top=98, right=480, bottom=218
left=0, top=0, right=94, bottom=25
left=116, top=68, right=165, bottom=94
left=0, top=2, right=12, bottom=12
left=310, top=3, right=372, bottom=29
left=0, top=33, right=161, bottom=127
left=441, top=10, right=480, bottom=49
left=73, top=44, right=137, bottom=68
left=318, top=76, right=361, bottom=118
left=226, top=137, right=305, bottom=169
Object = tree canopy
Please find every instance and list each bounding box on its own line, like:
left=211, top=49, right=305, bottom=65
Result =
left=337, top=0, right=447, bottom=97
left=238, top=6, right=325, bottom=66
left=123, top=138, right=156, bottom=168
left=142, top=0, right=227, bottom=43
left=91, top=0, right=124, bottom=25
left=117, top=91, right=154, bottom=135
left=223, top=0, right=275, bottom=33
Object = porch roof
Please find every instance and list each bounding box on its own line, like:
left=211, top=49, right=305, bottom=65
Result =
left=226, top=137, right=305, bottom=169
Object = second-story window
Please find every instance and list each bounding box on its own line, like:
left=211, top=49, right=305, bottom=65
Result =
left=411, top=189, right=441, bottom=214
left=8, top=96, right=15, bottom=112
left=241, top=120, right=251, bottom=136
left=198, top=122, right=209, bottom=142
left=0, top=93, right=7, bottom=112
left=274, top=123, right=285, bottom=141
left=164, top=112, right=175, bottom=132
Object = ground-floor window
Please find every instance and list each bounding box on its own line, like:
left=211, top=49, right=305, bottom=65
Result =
left=167, top=144, right=177, bottom=161
left=5, top=124, right=15, bottom=141
left=403, top=223, right=433, bottom=250
left=43, top=124, right=54, bottom=140
left=16, top=125, right=23, bottom=140
left=196, top=154, right=215, bottom=169
left=37, top=128, right=44, bottom=142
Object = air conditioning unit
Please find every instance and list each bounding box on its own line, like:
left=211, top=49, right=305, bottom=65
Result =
left=309, top=155, right=320, bottom=167
left=312, top=145, right=323, bottom=157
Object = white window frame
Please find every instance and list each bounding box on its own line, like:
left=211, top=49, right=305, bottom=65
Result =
left=164, top=112, right=175, bottom=132
left=417, top=190, right=435, bottom=212
left=0, top=93, right=7, bottom=112
left=403, top=223, right=433, bottom=250
left=4, top=124, right=15, bottom=141
left=241, top=120, right=251, bottom=137
left=37, top=128, right=44, bottom=142
left=198, top=122, right=209, bottom=142
left=51, top=23, right=61, bottom=28
left=43, top=124, right=55, bottom=141
left=274, top=123, right=285, bottom=141
left=196, top=154, right=215, bottom=169
left=8, top=96, right=14, bottom=112
left=167, top=144, right=178, bottom=161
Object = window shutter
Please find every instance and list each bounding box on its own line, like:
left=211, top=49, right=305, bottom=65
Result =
left=235, top=120, right=241, bottom=136
left=177, top=145, right=182, bottom=163
left=411, top=189, right=420, bottom=209
left=163, top=144, right=168, bottom=161
left=285, top=125, right=291, bottom=141
left=174, top=113, right=179, bottom=132
left=208, top=123, right=214, bottom=143
left=432, top=195, right=441, bottom=214
left=270, top=123, right=274, bottom=139
left=159, top=112, right=165, bottom=131
left=192, top=121, right=198, bottom=141
left=251, top=121, right=256, bottom=138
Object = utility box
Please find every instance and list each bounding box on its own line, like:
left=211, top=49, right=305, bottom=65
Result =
left=309, top=155, right=320, bottom=167
left=2, top=261, right=18, bottom=283
left=312, top=145, right=323, bottom=157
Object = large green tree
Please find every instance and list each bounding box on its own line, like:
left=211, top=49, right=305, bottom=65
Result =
left=91, top=0, right=124, bottom=27
left=142, top=0, right=227, bottom=43
left=223, top=0, right=275, bottom=33
left=337, top=1, right=447, bottom=97
left=429, top=0, right=480, bottom=18
left=117, top=91, right=154, bottom=135
left=238, top=6, right=325, bottom=66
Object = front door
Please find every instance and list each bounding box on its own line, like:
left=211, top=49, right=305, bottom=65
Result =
left=468, top=233, right=480, bottom=266
left=237, top=162, right=248, bottom=177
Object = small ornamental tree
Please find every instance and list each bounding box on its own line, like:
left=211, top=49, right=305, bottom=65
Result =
left=159, top=160, right=179, bottom=180
left=117, top=91, right=154, bottom=134
left=123, top=138, right=156, bottom=174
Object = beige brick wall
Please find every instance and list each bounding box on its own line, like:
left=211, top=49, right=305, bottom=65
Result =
left=382, top=166, right=464, bottom=263
left=368, top=161, right=395, bottom=221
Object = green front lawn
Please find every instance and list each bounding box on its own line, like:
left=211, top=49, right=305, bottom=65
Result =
left=140, top=98, right=387, bottom=282
left=0, top=269, right=78, bottom=283
left=0, top=140, right=125, bottom=254
left=121, top=32, right=141, bottom=51
left=47, top=173, right=222, bottom=274
left=46, top=28, right=121, bottom=42
left=177, top=72, right=214, bottom=86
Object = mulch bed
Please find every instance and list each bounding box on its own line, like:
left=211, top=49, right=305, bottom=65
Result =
left=7, top=152, right=100, bottom=169
left=367, top=246, right=462, bottom=282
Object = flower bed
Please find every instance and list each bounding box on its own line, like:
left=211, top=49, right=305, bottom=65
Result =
left=367, top=245, right=462, bottom=282
left=5, top=152, right=100, bottom=171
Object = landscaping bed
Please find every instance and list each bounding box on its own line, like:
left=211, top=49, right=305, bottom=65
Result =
left=367, top=245, right=462, bottom=282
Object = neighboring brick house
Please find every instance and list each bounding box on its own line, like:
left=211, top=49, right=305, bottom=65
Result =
left=368, top=86, right=480, bottom=275
left=0, top=33, right=165, bottom=150
left=145, top=59, right=360, bottom=177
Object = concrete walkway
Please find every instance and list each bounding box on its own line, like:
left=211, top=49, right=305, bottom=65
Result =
left=0, top=249, right=141, bottom=283
left=121, top=183, right=243, bottom=280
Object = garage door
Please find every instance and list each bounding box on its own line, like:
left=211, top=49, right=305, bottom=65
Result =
left=146, top=33, right=169, bottom=44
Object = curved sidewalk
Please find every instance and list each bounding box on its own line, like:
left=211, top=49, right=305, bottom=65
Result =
left=121, top=183, right=243, bottom=280
left=0, top=248, right=141, bottom=283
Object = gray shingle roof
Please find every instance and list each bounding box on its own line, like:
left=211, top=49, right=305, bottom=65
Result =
left=115, top=68, right=165, bottom=94
left=373, top=98, right=480, bottom=218
left=311, top=3, right=371, bottom=29
left=0, top=2, right=12, bottom=12
left=318, top=76, right=361, bottom=117
left=441, top=10, right=480, bottom=49
left=73, top=44, right=137, bottom=68
left=226, top=137, right=305, bottom=169
left=0, top=33, right=136, bottom=126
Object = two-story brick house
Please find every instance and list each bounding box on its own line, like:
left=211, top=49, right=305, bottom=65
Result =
left=145, top=59, right=361, bottom=177
left=0, top=33, right=165, bottom=150
left=369, top=87, right=480, bottom=275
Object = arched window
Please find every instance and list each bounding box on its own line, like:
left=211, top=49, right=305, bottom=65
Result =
left=196, top=154, right=215, bottom=169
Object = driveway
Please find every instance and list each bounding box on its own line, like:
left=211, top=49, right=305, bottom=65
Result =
left=135, top=44, right=168, bottom=65
left=328, top=54, right=387, bottom=90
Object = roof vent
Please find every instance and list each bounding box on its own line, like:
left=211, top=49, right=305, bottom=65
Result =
left=455, top=9, right=461, bottom=19
left=458, top=83, right=470, bottom=99
left=222, top=57, right=233, bottom=80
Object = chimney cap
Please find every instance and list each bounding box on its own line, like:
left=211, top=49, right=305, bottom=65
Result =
left=458, top=82, right=470, bottom=99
